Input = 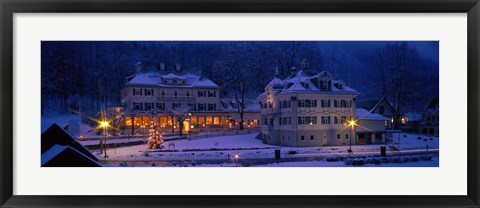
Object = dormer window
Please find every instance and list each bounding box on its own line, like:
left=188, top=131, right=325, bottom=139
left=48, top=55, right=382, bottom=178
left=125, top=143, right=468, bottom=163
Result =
left=173, top=79, right=177, bottom=84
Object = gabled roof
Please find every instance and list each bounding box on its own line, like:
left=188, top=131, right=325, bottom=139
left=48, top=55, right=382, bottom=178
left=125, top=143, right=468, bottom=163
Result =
left=42, top=144, right=101, bottom=167
left=125, top=72, right=220, bottom=89
left=356, top=108, right=390, bottom=121
left=262, top=69, right=359, bottom=96
left=41, top=123, right=98, bottom=162
left=369, top=96, right=398, bottom=115
left=161, top=73, right=186, bottom=80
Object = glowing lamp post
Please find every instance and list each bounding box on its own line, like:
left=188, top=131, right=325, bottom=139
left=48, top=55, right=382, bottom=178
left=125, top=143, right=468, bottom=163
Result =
left=99, top=120, right=110, bottom=158
left=233, top=153, right=239, bottom=166
left=348, top=119, right=357, bottom=153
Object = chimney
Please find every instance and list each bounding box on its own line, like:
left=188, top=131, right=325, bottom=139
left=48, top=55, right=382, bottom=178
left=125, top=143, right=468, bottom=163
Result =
left=135, top=62, right=142, bottom=73
left=160, top=63, right=166, bottom=71
left=301, top=59, right=310, bottom=69
left=175, top=63, right=181, bottom=72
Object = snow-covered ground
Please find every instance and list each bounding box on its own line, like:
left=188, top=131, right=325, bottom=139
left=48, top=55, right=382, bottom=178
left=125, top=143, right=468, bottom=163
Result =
left=96, top=132, right=438, bottom=167
left=41, top=113, right=439, bottom=167
left=255, top=156, right=439, bottom=167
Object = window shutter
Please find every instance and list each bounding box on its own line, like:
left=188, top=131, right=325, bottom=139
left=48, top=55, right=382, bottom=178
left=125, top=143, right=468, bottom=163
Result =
left=132, top=88, right=135, bottom=95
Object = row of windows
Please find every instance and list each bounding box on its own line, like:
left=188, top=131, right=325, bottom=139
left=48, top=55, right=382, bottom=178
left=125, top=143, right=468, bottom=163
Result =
left=134, top=102, right=165, bottom=111
left=298, top=99, right=317, bottom=108
left=260, top=99, right=353, bottom=109
left=197, top=90, right=217, bottom=98
left=300, top=135, right=315, bottom=140
left=132, top=88, right=217, bottom=98
left=298, top=116, right=318, bottom=125
left=333, top=100, right=352, bottom=108
left=163, top=79, right=187, bottom=85
left=132, top=102, right=217, bottom=111
left=282, top=134, right=350, bottom=141
left=262, top=115, right=353, bottom=126
left=133, top=88, right=154, bottom=96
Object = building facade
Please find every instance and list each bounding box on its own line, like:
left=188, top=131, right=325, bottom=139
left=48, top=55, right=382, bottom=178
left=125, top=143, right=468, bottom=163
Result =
left=120, top=63, right=259, bottom=134
left=419, top=98, right=439, bottom=136
left=257, top=62, right=388, bottom=147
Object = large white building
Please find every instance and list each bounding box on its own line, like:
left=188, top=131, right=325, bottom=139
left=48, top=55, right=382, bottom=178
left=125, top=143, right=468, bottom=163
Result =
left=120, top=63, right=260, bottom=134
left=257, top=61, right=389, bottom=147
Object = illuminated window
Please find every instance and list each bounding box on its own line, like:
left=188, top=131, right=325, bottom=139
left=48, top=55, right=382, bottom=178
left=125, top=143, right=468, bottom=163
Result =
left=191, top=116, right=197, bottom=125
left=160, top=117, right=167, bottom=126
left=214, top=116, right=220, bottom=125
left=206, top=117, right=213, bottom=125
left=198, top=117, right=205, bottom=125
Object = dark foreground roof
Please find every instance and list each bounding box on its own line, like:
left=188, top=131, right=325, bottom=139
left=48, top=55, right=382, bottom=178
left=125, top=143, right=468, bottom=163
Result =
left=42, top=144, right=101, bottom=167
left=41, top=123, right=98, bottom=162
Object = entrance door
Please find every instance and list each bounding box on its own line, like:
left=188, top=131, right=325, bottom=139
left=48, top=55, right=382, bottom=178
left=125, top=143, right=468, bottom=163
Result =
left=358, top=133, right=366, bottom=144
left=322, top=133, right=328, bottom=145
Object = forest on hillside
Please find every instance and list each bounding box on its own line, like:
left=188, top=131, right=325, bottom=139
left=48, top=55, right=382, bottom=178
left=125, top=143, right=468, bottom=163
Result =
left=41, top=41, right=439, bottom=117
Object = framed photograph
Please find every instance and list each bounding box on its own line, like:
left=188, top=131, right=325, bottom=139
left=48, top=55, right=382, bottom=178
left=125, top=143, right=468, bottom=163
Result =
left=1, top=0, right=479, bottom=207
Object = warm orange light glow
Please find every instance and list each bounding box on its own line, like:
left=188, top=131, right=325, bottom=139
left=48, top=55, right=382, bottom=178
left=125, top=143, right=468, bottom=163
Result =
left=99, top=121, right=109, bottom=128
left=348, top=120, right=357, bottom=127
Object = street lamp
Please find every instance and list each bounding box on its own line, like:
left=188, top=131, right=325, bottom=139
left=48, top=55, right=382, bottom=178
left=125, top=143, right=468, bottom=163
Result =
left=233, top=153, right=239, bottom=166
left=203, top=124, right=207, bottom=138
left=348, top=119, right=357, bottom=153
left=99, top=120, right=109, bottom=158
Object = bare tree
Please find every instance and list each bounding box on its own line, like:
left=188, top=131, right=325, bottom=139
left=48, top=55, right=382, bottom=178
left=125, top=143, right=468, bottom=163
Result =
left=372, top=43, right=424, bottom=128
left=104, top=109, right=125, bottom=136
left=165, top=107, right=191, bottom=136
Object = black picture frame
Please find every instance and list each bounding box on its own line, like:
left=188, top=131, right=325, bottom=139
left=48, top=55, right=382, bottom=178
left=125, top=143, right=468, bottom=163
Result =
left=1, top=0, right=479, bottom=207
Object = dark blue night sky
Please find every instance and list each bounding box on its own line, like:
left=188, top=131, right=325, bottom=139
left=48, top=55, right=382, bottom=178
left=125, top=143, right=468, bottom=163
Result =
left=41, top=41, right=439, bottom=114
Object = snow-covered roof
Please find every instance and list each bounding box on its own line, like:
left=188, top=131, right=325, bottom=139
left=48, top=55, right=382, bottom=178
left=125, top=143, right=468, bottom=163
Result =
left=161, top=73, right=186, bottom=80
left=41, top=144, right=101, bottom=167
left=356, top=108, right=389, bottom=121
left=125, top=72, right=220, bottom=89
left=263, top=69, right=359, bottom=96
left=266, top=77, right=284, bottom=89
left=367, top=96, right=398, bottom=114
